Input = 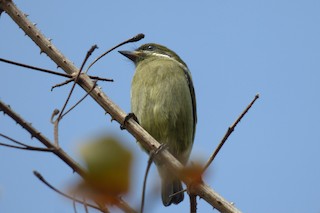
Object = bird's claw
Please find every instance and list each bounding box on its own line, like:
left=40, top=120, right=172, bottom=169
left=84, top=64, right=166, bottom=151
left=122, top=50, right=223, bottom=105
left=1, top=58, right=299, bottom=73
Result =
left=120, top=112, right=139, bottom=130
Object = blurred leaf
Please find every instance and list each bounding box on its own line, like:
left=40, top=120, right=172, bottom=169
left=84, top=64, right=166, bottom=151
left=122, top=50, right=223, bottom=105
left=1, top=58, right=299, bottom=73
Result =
left=75, top=136, right=133, bottom=205
left=182, top=163, right=204, bottom=184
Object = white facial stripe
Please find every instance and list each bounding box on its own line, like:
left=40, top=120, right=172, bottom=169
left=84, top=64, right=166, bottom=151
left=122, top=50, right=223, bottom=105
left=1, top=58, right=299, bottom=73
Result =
left=149, top=52, right=189, bottom=72
left=150, top=52, right=171, bottom=59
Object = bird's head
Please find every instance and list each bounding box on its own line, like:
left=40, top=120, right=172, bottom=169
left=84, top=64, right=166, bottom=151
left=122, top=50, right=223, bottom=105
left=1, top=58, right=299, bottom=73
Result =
left=119, top=43, right=187, bottom=68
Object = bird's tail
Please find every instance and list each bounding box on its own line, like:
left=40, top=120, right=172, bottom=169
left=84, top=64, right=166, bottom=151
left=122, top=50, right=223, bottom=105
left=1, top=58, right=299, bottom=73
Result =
left=161, top=176, right=184, bottom=206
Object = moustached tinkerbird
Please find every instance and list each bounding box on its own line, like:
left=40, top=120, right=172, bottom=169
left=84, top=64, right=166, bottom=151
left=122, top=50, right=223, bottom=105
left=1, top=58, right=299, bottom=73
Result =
left=119, top=43, right=197, bottom=206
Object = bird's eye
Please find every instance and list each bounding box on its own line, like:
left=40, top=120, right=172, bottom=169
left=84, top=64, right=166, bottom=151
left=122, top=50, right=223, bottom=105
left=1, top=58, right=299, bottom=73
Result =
left=146, top=45, right=155, bottom=51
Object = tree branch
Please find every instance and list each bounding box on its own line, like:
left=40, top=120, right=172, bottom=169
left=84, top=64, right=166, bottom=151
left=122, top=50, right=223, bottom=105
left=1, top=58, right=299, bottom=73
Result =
left=0, top=100, right=137, bottom=213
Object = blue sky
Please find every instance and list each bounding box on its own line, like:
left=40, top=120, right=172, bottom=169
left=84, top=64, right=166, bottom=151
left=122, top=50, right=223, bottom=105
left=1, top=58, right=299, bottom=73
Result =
left=1, top=1, right=320, bottom=212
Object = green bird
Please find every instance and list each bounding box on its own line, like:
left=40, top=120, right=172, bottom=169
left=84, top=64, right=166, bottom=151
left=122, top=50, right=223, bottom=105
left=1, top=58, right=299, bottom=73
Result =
left=119, top=43, right=197, bottom=206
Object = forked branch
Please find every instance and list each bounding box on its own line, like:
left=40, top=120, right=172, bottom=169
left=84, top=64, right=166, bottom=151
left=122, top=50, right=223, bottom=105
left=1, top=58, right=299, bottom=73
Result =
left=0, top=100, right=137, bottom=213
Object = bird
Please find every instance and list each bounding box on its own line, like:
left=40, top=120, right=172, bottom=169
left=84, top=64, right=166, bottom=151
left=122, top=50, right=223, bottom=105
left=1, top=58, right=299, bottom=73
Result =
left=119, top=43, right=197, bottom=206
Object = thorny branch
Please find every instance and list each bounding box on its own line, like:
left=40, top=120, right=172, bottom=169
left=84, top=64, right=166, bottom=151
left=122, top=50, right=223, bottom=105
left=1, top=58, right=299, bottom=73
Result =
left=0, top=100, right=137, bottom=213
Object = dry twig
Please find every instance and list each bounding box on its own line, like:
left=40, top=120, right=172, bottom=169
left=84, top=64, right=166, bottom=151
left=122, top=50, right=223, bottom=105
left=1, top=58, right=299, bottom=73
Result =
left=33, top=171, right=106, bottom=212
left=0, top=133, right=53, bottom=152
left=140, top=144, right=167, bottom=213
left=0, top=57, right=113, bottom=82
left=202, top=94, right=260, bottom=173
left=85, top=33, right=145, bottom=74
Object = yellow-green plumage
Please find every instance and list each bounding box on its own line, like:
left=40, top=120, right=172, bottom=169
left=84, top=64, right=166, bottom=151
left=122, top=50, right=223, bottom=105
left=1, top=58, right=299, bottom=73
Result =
left=119, top=43, right=196, bottom=206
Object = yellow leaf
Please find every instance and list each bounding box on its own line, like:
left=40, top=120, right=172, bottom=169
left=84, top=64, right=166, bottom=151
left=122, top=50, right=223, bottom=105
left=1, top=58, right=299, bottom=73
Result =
left=77, top=136, right=133, bottom=204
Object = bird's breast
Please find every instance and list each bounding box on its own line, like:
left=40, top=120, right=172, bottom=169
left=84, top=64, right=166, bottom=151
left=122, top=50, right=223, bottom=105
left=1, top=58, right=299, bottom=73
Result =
left=130, top=60, right=194, bottom=158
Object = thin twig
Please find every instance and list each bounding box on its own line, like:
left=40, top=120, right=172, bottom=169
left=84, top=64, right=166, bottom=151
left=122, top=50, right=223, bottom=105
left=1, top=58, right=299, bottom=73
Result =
left=33, top=171, right=105, bottom=212
left=0, top=57, right=113, bottom=82
left=51, top=78, right=97, bottom=147
left=0, top=57, right=71, bottom=78
left=140, top=155, right=153, bottom=213
left=83, top=197, right=89, bottom=213
left=0, top=133, right=54, bottom=152
left=117, top=198, right=138, bottom=213
left=50, top=49, right=93, bottom=146
left=202, top=94, right=260, bottom=173
left=51, top=79, right=74, bottom=91
left=86, top=45, right=99, bottom=60
left=189, top=194, right=197, bottom=213
left=61, top=81, right=98, bottom=118
left=0, top=142, right=53, bottom=151
left=57, top=45, right=97, bottom=121
left=53, top=119, right=59, bottom=146
left=85, top=33, right=145, bottom=74
left=50, top=109, right=60, bottom=124
left=1, top=133, right=37, bottom=147
left=50, top=109, right=60, bottom=146
left=140, top=144, right=167, bottom=213
left=73, top=199, right=78, bottom=213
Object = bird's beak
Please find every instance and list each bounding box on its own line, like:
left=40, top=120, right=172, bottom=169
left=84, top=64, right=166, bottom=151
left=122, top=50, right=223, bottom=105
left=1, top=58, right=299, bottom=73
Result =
left=118, top=50, right=140, bottom=63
